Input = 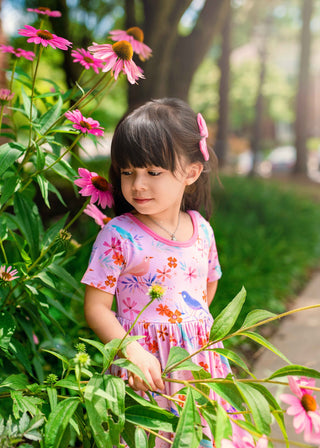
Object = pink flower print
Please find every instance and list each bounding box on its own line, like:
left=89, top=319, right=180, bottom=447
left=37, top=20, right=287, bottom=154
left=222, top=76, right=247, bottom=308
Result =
left=280, top=376, right=320, bottom=444
left=156, top=266, right=171, bottom=282
left=185, top=267, right=197, bottom=282
left=103, top=237, right=121, bottom=256
left=122, top=297, right=139, bottom=321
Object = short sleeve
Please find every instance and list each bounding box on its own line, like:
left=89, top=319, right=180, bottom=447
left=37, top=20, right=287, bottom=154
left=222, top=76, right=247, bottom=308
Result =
left=207, top=224, right=222, bottom=283
left=81, top=223, right=126, bottom=294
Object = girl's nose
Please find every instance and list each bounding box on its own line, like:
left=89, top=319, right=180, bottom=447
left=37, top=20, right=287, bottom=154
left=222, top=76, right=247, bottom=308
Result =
left=132, top=173, right=146, bottom=190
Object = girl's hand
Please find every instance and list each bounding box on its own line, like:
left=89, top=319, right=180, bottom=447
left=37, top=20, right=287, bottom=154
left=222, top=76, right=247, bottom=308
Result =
left=126, top=341, right=165, bottom=392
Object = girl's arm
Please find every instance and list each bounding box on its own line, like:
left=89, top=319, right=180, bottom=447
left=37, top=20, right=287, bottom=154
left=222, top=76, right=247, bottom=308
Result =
left=207, top=280, right=218, bottom=306
left=84, top=285, right=164, bottom=392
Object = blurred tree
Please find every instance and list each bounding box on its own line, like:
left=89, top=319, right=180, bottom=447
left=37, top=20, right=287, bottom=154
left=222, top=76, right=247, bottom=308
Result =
left=215, top=0, right=232, bottom=168
left=293, top=0, right=314, bottom=175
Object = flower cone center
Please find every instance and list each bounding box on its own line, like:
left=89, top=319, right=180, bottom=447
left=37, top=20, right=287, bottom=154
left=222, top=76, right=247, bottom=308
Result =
left=36, top=30, right=53, bottom=40
left=79, top=120, right=93, bottom=130
left=127, top=27, right=144, bottom=42
left=112, top=41, right=133, bottom=60
left=2, top=273, right=11, bottom=281
left=37, top=7, right=51, bottom=12
left=83, top=56, right=94, bottom=63
left=91, top=176, right=110, bottom=191
left=301, top=394, right=317, bottom=412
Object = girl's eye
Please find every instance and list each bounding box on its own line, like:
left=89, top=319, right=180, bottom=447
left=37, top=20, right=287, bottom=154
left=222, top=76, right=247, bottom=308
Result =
left=148, top=171, right=161, bottom=176
left=121, top=170, right=132, bottom=176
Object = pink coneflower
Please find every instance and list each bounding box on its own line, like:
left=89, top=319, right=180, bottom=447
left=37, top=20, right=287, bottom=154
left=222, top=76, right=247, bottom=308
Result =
left=0, top=45, right=35, bottom=61
left=83, top=204, right=111, bottom=228
left=74, top=168, right=114, bottom=209
left=88, top=40, right=144, bottom=84
left=27, top=7, right=62, bottom=17
left=64, top=109, right=104, bottom=136
left=18, top=25, right=72, bottom=50
left=0, top=88, right=14, bottom=102
left=71, top=48, right=104, bottom=74
left=0, top=265, right=19, bottom=282
left=280, top=376, right=320, bottom=444
left=109, top=27, right=152, bottom=61
left=221, top=434, right=268, bottom=448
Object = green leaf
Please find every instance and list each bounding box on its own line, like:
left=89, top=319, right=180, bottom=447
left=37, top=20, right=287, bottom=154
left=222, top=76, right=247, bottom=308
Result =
left=239, top=331, right=291, bottom=364
left=241, top=309, right=277, bottom=329
left=45, top=153, right=77, bottom=180
left=213, top=403, right=232, bottom=447
left=84, top=374, right=125, bottom=448
left=14, top=192, right=41, bottom=259
left=9, top=339, right=33, bottom=375
left=234, top=381, right=271, bottom=435
left=42, top=349, right=70, bottom=369
left=0, top=311, right=16, bottom=350
left=46, top=263, right=79, bottom=291
left=11, top=390, right=43, bottom=418
left=21, top=86, right=38, bottom=120
left=0, top=373, right=29, bottom=390
left=36, top=174, right=50, bottom=208
left=172, top=389, right=202, bottom=448
left=0, top=142, right=24, bottom=176
left=44, top=398, right=79, bottom=448
left=0, top=174, right=19, bottom=206
left=164, top=346, right=203, bottom=373
left=39, top=96, right=63, bottom=135
left=112, top=358, right=151, bottom=388
left=205, top=374, right=245, bottom=411
left=210, top=287, right=246, bottom=341
left=268, top=364, right=320, bottom=380
left=209, top=348, right=251, bottom=376
left=125, top=405, right=178, bottom=433
left=135, top=427, right=148, bottom=447
left=55, top=379, right=80, bottom=392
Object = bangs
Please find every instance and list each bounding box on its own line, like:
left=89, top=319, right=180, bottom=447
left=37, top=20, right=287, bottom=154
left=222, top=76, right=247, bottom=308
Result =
left=111, top=109, right=179, bottom=172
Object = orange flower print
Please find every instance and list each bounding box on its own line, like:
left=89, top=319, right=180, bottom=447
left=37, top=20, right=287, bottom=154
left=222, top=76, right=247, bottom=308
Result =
left=157, top=324, right=168, bottom=341
left=156, top=304, right=171, bottom=316
left=112, top=252, right=124, bottom=266
left=167, top=257, right=177, bottom=268
left=156, top=266, right=171, bottom=282
left=199, top=361, right=209, bottom=372
left=105, top=275, right=116, bottom=287
left=169, top=334, right=177, bottom=345
left=167, top=309, right=182, bottom=324
left=177, top=394, right=186, bottom=408
left=148, top=340, right=159, bottom=353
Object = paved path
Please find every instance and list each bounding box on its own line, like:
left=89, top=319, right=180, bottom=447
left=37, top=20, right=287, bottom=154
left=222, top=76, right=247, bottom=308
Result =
left=253, top=269, right=320, bottom=446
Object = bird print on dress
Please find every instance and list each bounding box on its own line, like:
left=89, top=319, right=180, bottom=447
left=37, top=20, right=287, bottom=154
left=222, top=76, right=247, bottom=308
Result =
left=126, top=256, right=153, bottom=277
left=111, top=225, right=142, bottom=250
left=181, top=290, right=205, bottom=311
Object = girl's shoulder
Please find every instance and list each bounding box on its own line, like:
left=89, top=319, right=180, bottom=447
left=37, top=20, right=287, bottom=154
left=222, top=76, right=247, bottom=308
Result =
left=188, top=210, right=214, bottom=239
left=102, top=213, right=136, bottom=235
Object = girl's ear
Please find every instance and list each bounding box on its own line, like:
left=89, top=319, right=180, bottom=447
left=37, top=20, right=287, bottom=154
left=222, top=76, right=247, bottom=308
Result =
left=185, top=162, right=203, bottom=186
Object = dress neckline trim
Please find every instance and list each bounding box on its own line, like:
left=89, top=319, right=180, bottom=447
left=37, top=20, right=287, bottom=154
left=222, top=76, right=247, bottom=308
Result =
left=126, top=210, right=198, bottom=247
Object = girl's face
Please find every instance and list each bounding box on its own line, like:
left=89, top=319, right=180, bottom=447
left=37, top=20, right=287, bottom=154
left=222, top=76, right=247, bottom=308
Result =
left=120, top=163, right=202, bottom=219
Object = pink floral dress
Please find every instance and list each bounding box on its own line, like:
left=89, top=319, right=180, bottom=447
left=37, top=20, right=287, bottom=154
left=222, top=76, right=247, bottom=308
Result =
left=82, top=211, right=235, bottom=447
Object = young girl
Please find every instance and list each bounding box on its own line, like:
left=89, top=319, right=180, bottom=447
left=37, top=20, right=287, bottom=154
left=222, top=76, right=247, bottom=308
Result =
left=82, top=98, right=234, bottom=447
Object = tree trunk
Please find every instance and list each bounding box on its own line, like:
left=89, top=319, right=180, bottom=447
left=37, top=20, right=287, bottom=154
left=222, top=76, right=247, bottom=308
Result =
left=215, top=1, right=232, bottom=168
left=128, top=0, right=229, bottom=109
left=293, top=0, right=314, bottom=176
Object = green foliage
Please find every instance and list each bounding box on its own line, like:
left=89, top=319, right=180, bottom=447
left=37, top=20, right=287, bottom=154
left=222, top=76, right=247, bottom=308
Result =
left=1, top=9, right=320, bottom=448
left=211, top=175, right=320, bottom=320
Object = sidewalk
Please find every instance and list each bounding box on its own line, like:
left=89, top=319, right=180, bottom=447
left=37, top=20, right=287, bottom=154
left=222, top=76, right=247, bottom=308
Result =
left=253, top=269, right=320, bottom=446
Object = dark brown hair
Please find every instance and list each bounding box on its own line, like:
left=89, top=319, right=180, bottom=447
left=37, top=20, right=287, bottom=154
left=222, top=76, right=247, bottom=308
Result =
left=109, top=98, right=217, bottom=219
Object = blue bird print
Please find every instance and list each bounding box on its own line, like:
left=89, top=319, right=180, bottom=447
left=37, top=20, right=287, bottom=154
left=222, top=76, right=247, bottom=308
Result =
left=111, top=225, right=142, bottom=250
left=181, top=291, right=204, bottom=311
left=200, top=222, right=210, bottom=244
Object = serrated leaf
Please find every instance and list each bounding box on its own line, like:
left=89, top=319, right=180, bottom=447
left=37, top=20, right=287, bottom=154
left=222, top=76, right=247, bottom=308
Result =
left=44, top=397, right=79, bottom=448
left=268, top=364, right=320, bottom=380
left=241, top=309, right=277, bottom=329
left=239, top=331, right=291, bottom=364
left=210, top=287, right=246, bottom=341
left=0, top=373, right=29, bottom=390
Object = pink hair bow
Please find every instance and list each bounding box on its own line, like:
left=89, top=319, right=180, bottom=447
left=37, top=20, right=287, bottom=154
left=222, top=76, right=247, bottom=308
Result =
left=197, top=113, right=209, bottom=161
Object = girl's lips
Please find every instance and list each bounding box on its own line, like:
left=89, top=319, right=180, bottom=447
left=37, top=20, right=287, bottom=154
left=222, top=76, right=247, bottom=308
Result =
left=134, top=198, right=151, bottom=204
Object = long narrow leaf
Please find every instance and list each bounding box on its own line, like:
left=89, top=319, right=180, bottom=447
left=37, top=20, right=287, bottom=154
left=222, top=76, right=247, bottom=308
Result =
left=239, top=331, right=291, bottom=364
left=210, top=287, right=246, bottom=341
left=171, top=389, right=202, bottom=448
left=44, top=398, right=79, bottom=448
left=268, top=364, right=320, bottom=380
